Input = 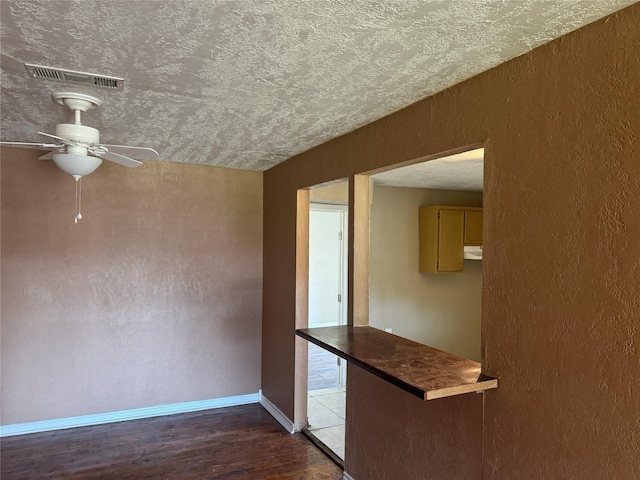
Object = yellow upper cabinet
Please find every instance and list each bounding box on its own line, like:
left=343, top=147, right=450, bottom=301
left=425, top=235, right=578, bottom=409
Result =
left=419, top=206, right=482, bottom=273
left=464, top=210, right=483, bottom=245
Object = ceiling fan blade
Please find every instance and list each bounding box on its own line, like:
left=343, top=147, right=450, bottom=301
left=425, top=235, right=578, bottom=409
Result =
left=38, top=131, right=82, bottom=147
left=95, top=150, right=143, bottom=168
left=0, top=141, right=60, bottom=149
left=38, top=152, right=54, bottom=160
left=99, top=144, right=159, bottom=160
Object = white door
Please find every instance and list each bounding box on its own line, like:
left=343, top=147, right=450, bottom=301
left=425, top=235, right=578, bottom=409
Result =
left=308, top=207, right=347, bottom=327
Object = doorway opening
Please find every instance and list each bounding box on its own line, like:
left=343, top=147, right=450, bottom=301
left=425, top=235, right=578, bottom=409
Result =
left=305, top=203, right=347, bottom=461
left=294, top=180, right=348, bottom=466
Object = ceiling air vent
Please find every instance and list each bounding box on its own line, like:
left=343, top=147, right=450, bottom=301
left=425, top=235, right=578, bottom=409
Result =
left=24, top=63, right=124, bottom=91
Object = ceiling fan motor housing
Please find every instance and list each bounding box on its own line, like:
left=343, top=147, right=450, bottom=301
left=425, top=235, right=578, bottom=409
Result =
left=55, top=123, right=99, bottom=155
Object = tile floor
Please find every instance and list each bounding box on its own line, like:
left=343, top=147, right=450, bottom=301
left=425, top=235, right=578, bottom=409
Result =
left=307, top=386, right=346, bottom=459
left=308, top=342, right=341, bottom=390
left=307, top=342, right=346, bottom=459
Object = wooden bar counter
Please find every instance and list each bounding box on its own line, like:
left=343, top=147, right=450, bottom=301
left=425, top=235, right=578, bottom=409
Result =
left=296, top=326, right=497, bottom=400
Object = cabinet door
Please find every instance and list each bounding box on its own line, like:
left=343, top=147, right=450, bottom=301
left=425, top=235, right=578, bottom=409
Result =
left=419, top=206, right=440, bottom=273
left=464, top=211, right=483, bottom=245
left=438, top=210, right=464, bottom=272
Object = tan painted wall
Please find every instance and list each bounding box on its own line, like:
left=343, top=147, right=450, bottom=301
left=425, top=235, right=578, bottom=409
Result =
left=1, top=148, right=263, bottom=424
left=346, top=364, right=482, bottom=480
left=263, top=4, right=640, bottom=478
left=309, top=180, right=348, bottom=204
left=369, top=186, right=483, bottom=361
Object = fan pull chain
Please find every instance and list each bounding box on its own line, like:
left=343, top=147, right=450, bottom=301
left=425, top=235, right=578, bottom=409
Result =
left=73, top=175, right=83, bottom=223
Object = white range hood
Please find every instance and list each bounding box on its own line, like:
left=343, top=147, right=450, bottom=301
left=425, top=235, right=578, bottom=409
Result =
left=463, top=245, right=482, bottom=260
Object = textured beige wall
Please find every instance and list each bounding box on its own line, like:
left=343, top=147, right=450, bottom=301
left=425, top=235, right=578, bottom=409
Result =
left=309, top=181, right=348, bottom=204
left=369, top=186, right=483, bottom=361
left=1, top=148, right=263, bottom=424
left=346, top=363, right=482, bottom=480
left=263, top=4, right=640, bottom=478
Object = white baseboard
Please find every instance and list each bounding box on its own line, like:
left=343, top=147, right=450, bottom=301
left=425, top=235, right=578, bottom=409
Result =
left=343, top=472, right=356, bottom=480
left=259, top=391, right=295, bottom=434
left=0, top=392, right=260, bottom=437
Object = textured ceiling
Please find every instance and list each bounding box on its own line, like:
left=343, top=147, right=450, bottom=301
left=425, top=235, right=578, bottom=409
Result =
left=0, top=0, right=636, bottom=171
left=373, top=148, right=484, bottom=191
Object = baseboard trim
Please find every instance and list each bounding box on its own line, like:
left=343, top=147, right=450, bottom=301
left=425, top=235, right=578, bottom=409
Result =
left=343, top=472, right=356, bottom=480
left=0, top=392, right=260, bottom=437
left=259, top=391, right=295, bottom=434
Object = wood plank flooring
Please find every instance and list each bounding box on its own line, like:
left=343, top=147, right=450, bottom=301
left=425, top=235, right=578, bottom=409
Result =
left=0, top=404, right=343, bottom=479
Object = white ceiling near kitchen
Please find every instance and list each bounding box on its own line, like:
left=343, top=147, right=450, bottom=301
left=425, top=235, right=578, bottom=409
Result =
left=372, top=148, right=484, bottom=191
left=0, top=1, right=636, bottom=171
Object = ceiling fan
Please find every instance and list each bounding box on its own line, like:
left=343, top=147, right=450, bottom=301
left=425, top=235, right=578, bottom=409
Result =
left=0, top=91, right=159, bottom=222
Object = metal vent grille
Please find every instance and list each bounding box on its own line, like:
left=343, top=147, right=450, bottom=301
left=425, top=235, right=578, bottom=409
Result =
left=30, top=66, right=64, bottom=80
left=24, top=63, right=124, bottom=91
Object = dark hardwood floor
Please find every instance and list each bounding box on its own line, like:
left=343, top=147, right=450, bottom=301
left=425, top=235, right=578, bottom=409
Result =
left=0, top=404, right=343, bottom=479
